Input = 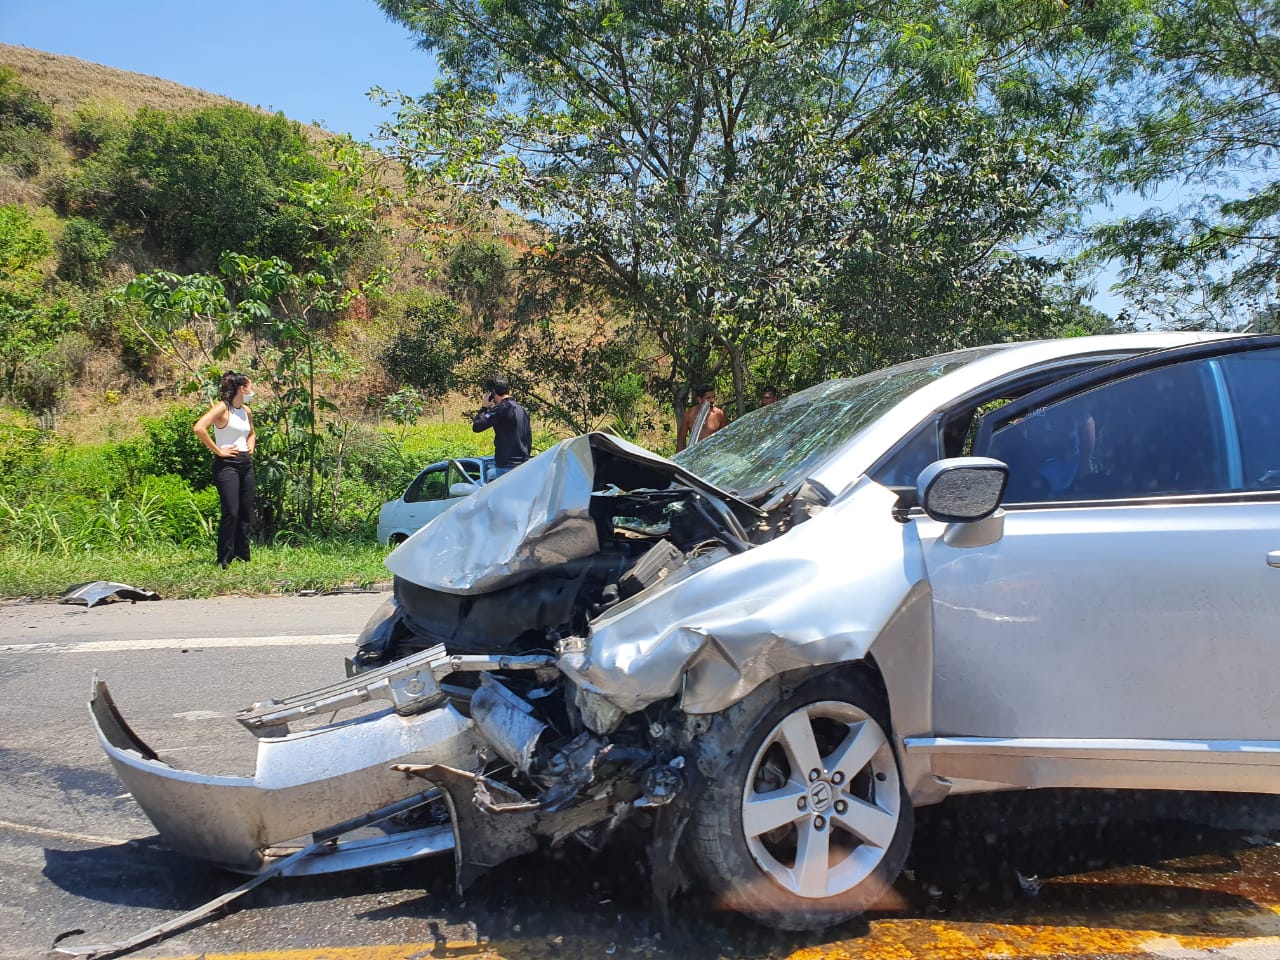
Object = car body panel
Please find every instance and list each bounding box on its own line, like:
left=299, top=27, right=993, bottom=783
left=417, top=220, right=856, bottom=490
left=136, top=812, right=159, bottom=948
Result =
left=89, top=676, right=485, bottom=871
left=922, top=500, right=1280, bottom=742
left=561, top=476, right=924, bottom=715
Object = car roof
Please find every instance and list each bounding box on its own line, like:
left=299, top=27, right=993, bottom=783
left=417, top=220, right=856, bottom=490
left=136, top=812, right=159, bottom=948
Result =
left=804, top=331, right=1242, bottom=498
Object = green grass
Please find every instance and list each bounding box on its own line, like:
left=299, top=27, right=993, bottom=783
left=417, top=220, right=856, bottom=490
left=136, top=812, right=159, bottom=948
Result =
left=0, top=540, right=395, bottom=599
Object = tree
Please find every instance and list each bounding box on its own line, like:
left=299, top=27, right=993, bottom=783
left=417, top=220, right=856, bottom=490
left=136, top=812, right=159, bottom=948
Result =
left=376, top=0, right=1131, bottom=418
left=1087, top=0, right=1280, bottom=326
left=0, top=206, right=78, bottom=409
left=381, top=291, right=483, bottom=397
left=86, top=106, right=381, bottom=275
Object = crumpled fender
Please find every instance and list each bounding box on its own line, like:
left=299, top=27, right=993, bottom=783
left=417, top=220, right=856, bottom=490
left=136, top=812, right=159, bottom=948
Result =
left=562, top=478, right=926, bottom=715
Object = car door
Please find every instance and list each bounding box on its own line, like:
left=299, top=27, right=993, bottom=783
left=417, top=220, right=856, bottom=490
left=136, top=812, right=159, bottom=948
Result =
left=918, top=338, right=1280, bottom=783
left=398, top=462, right=451, bottom=534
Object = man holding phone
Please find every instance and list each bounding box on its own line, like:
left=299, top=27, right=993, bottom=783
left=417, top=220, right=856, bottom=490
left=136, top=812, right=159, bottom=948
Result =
left=471, top=377, right=531, bottom=477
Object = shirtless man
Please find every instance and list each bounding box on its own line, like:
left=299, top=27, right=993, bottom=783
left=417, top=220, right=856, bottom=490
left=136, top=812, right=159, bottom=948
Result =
left=677, top=384, right=728, bottom=451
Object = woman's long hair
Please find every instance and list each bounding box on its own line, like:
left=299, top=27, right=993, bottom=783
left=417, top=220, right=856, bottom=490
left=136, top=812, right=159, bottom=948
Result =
left=219, top=372, right=249, bottom=406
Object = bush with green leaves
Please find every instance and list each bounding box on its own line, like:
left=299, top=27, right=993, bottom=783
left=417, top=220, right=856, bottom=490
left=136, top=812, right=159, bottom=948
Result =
left=11, top=328, right=91, bottom=418
left=56, top=217, right=114, bottom=282
left=0, top=205, right=81, bottom=409
left=447, top=237, right=513, bottom=322
left=139, top=403, right=213, bottom=490
left=66, top=100, right=129, bottom=156
left=381, top=291, right=482, bottom=397
left=0, top=67, right=55, bottom=179
left=0, top=411, right=54, bottom=505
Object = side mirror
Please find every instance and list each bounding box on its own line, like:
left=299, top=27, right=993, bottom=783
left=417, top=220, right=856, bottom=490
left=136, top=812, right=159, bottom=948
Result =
left=916, top=457, right=1008, bottom=523
left=448, top=482, right=479, bottom=498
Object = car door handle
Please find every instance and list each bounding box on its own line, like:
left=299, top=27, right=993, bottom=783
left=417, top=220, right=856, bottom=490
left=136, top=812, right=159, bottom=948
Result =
left=1269, top=551, right=1280, bottom=568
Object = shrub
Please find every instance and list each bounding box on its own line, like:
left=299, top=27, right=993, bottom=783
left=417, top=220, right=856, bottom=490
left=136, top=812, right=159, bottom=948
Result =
left=140, top=403, right=212, bottom=490
left=0, top=68, right=53, bottom=133
left=447, top=236, right=514, bottom=321
left=56, top=217, right=114, bottom=281
left=0, top=411, right=53, bottom=505
left=381, top=292, right=481, bottom=397
left=67, top=100, right=129, bottom=156
left=137, top=473, right=217, bottom=545
left=0, top=69, right=55, bottom=180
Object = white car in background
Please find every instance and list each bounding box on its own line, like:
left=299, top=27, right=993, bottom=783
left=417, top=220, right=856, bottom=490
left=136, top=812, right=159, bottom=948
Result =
left=376, top=456, right=495, bottom=544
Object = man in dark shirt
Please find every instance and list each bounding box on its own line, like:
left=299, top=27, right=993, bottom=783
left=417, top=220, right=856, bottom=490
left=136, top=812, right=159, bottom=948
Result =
left=472, top=377, right=531, bottom=477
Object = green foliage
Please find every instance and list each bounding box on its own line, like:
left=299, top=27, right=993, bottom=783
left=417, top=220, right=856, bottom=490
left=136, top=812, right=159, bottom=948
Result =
left=140, top=403, right=212, bottom=490
left=11, top=328, right=91, bottom=416
left=1087, top=0, right=1280, bottom=326
left=0, top=205, right=80, bottom=409
left=0, top=67, right=55, bottom=178
left=110, top=269, right=233, bottom=384
left=70, top=105, right=376, bottom=272
left=0, top=411, right=54, bottom=504
left=0, top=68, right=54, bottom=132
left=381, top=386, right=426, bottom=428
left=500, top=312, right=651, bottom=436
left=377, top=0, right=1124, bottom=416
left=56, top=217, right=114, bottom=282
left=0, top=203, right=51, bottom=282
left=380, top=291, right=480, bottom=396
left=447, top=237, right=514, bottom=322
left=66, top=100, right=130, bottom=156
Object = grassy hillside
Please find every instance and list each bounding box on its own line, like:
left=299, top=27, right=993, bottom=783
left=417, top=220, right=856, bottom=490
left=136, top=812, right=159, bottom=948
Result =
left=0, top=43, right=316, bottom=128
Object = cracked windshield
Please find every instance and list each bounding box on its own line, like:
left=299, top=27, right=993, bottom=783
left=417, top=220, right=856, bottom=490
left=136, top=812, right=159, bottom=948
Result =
left=674, top=347, right=1009, bottom=498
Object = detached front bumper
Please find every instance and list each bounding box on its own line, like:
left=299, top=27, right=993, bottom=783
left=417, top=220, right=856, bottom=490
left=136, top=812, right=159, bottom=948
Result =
left=89, top=659, right=486, bottom=872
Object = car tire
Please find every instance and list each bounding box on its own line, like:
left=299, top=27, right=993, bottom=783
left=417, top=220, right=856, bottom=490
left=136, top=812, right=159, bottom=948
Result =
left=689, top=671, right=913, bottom=931
left=389, top=533, right=408, bottom=545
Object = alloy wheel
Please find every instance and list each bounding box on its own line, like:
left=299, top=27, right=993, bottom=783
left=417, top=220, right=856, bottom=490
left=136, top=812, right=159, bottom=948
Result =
left=740, top=699, right=901, bottom=899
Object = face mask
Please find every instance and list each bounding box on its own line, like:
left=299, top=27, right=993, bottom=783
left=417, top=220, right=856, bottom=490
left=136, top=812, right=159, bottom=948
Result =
left=243, top=390, right=255, bottom=402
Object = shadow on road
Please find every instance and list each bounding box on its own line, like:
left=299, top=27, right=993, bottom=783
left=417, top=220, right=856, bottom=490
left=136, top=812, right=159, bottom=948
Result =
left=43, top=838, right=228, bottom=910
left=36, top=789, right=1280, bottom=958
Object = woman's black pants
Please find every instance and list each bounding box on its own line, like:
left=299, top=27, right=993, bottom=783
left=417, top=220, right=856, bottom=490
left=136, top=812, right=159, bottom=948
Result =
left=212, top=453, right=255, bottom=565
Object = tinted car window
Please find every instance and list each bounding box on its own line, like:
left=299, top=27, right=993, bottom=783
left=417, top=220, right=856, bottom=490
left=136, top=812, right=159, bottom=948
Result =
left=1219, top=348, right=1280, bottom=491
left=982, top=359, right=1226, bottom=502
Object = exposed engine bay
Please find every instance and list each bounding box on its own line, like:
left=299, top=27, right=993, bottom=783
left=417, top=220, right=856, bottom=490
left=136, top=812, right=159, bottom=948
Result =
left=336, top=434, right=782, bottom=888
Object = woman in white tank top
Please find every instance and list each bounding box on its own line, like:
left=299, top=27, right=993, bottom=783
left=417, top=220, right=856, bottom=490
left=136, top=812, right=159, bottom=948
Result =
left=194, top=372, right=257, bottom=568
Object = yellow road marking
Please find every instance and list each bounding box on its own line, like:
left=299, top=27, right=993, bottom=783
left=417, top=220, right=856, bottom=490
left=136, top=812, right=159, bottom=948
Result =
left=150, top=922, right=1280, bottom=960
left=791, top=920, right=1280, bottom=958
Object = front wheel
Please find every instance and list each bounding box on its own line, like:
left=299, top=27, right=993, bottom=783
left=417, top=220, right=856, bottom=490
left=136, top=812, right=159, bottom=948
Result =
left=689, top=672, right=913, bottom=931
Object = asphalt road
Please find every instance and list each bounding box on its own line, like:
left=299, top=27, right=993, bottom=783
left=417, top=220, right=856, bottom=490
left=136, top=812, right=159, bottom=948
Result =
left=4, top=593, right=1280, bottom=960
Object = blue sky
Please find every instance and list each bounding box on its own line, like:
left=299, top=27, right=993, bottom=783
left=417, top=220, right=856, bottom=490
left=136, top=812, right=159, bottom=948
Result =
left=1, top=0, right=439, bottom=141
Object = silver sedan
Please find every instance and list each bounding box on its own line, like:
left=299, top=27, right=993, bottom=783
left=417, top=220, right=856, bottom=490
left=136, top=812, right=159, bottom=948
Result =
left=89, top=331, right=1280, bottom=935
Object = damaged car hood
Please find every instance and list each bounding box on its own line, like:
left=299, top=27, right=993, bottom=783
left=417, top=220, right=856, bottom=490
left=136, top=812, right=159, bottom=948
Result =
left=385, top=432, right=755, bottom=595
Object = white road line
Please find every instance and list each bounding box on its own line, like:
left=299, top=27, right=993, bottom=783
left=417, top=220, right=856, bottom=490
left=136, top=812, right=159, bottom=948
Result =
left=0, top=633, right=352, bottom=654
